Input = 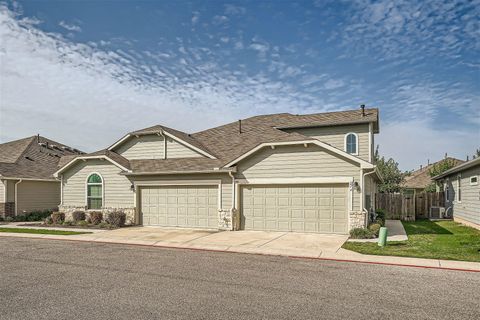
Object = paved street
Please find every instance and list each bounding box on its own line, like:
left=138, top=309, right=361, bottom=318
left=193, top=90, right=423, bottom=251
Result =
left=0, top=237, right=478, bottom=320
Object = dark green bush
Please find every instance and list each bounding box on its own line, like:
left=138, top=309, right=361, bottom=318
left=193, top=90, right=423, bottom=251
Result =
left=89, top=211, right=103, bottom=225
left=62, top=220, right=74, bottom=226
left=98, top=222, right=112, bottom=229
left=12, top=210, right=53, bottom=222
left=106, top=211, right=126, bottom=228
left=72, top=210, right=86, bottom=222
left=375, top=209, right=386, bottom=226
left=349, top=228, right=375, bottom=239
left=368, top=223, right=381, bottom=236
left=51, top=212, right=65, bottom=224
left=5, top=216, right=14, bottom=222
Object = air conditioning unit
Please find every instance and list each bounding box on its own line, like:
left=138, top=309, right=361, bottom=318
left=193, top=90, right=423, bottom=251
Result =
left=430, top=206, right=446, bottom=219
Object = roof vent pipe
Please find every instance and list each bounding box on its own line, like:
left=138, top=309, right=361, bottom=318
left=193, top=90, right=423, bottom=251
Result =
left=238, top=119, right=242, bottom=134
left=360, top=104, right=365, bottom=117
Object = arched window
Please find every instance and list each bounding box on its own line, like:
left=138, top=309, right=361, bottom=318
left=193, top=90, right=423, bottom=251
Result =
left=345, top=133, right=358, bottom=155
left=87, top=173, right=103, bottom=209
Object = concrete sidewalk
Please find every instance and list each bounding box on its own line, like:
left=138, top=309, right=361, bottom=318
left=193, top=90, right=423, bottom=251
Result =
left=1, top=225, right=479, bottom=272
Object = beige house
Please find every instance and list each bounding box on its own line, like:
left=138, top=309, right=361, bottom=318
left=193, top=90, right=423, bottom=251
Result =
left=433, top=157, right=480, bottom=230
left=0, top=136, right=83, bottom=217
left=55, top=107, right=382, bottom=234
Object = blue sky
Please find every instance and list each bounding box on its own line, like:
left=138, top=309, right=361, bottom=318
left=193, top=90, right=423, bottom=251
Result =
left=0, top=0, right=479, bottom=170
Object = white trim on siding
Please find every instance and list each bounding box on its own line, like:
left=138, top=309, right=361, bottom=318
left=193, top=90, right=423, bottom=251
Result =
left=55, top=155, right=131, bottom=177
left=235, top=177, right=353, bottom=185
left=85, top=172, right=104, bottom=210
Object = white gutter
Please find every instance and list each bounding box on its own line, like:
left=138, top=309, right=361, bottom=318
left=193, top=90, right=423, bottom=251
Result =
left=362, top=168, right=377, bottom=226
left=14, top=179, right=23, bottom=215
left=60, top=174, right=64, bottom=206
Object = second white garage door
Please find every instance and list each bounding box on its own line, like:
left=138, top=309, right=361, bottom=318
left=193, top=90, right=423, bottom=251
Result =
left=241, top=184, right=348, bottom=234
left=141, top=185, right=218, bottom=228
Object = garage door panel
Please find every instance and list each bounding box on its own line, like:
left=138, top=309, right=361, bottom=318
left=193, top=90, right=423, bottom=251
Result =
left=242, top=184, right=348, bottom=234
left=141, top=185, right=218, bottom=228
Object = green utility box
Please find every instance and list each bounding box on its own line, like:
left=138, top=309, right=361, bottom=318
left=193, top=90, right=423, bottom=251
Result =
left=378, top=227, right=388, bottom=247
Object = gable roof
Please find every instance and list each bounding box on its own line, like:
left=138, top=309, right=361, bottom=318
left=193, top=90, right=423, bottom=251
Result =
left=403, top=157, right=464, bottom=189
left=109, top=124, right=217, bottom=159
left=192, top=108, right=378, bottom=167
left=432, top=157, right=480, bottom=180
left=56, top=108, right=379, bottom=175
left=0, top=136, right=83, bottom=180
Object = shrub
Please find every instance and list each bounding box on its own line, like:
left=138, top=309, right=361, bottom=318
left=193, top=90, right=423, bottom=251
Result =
left=62, top=220, right=74, bottom=226
left=51, top=212, right=65, bottom=224
left=375, top=209, right=386, bottom=226
left=72, top=210, right=86, bottom=222
left=98, top=222, right=112, bottom=229
left=5, top=216, right=14, bottom=222
left=106, top=211, right=126, bottom=228
left=76, top=220, right=89, bottom=227
left=349, top=228, right=375, bottom=239
left=44, top=216, right=53, bottom=225
left=368, top=223, right=381, bottom=237
left=89, top=211, right=103, bottom=225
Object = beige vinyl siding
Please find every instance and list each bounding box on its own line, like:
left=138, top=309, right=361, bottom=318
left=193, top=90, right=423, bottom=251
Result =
left=363, top=174, right=376, bottom=211
left=0, top=180, right=5, bottom=202
left=132, top=173, right=232, bottom=211
left=62, top=160, right=134, bottom=208
left=116, top=135, right=165, bottom=160
left=16, top=181, right=60, bottom=214
left=285, top=124, right=371, bottom=162
left=166, top=138, right=205, bottom=158
left=448, top=166, right=480, bottom=226
left=236, top=144, right=361, bottom=211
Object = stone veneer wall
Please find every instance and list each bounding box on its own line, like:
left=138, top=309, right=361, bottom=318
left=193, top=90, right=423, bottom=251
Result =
left=349, top=211, right=367, bottom=230
left=0, top=202, right=15, bottom=218
left=59, top=205, right=136, bottom=225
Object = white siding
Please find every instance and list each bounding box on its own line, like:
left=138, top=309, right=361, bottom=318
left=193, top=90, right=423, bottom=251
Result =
left=116, top=135, right=165, bottom=160
left=447, top=166, right=480, bottom=226
left=166, top=138, right=204, bottom=158
left=16, top=181, right=60, bottom=214
left=235, top=145, right=362, bottom=211
left=285, top=124, right=371, bottom=162
left=62, top=160, right=134, bottom=208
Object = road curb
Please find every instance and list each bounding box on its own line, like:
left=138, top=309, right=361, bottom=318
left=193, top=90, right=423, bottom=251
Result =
left=2, top=233, right=479, bottom=273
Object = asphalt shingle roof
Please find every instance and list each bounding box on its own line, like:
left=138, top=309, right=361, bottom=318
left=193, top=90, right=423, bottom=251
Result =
left=0, top=136, right=83, bottom=180
left=403, top=157, right=464, bottom=189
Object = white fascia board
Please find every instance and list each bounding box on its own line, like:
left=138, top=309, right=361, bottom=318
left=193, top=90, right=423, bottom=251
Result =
left=162, top=131, right=216, bottom=159
left=107, top=134, right=132, bottom=151
left=54, top=155, right=131, bottom=177
left=223, top=140, right=373, bottom=168
left=0, top=177, right=59, bottom=182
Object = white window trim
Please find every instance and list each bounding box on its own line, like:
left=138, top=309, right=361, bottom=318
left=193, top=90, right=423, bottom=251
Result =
left=470, top=175, right=478, bottom=186
left=344, top=132, right=359, bottom=156
left=85, top=172, right=104, bottom=210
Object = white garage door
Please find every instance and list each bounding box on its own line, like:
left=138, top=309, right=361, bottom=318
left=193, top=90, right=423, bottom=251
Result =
left=241, top=184, right=348, bottom=234
left=141, top=185, right=218, bottom=228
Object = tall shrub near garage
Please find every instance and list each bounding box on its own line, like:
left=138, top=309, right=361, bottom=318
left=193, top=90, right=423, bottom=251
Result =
left=106, top=211, right=126, bottom=228
left=89, top=211, right=103, bottom=225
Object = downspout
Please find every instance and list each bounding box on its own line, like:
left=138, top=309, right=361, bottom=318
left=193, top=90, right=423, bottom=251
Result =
left=14, top=179, right=23, bottom=216
left=160, top=131, right=167, bottom=159
left=228, top=171, right=236, bottom=230
left=362, top=168, right=377, bottom=226
left=60, top=174, right=64, bottom=206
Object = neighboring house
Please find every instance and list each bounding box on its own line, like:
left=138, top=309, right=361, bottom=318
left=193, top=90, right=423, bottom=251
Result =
left=0, top=136, right=83, bottom=217
left=403, top=157, right=464, bottom=194
left=433, top=157, right=480, bottom=230
left=55, top=107, right=382, bottom=234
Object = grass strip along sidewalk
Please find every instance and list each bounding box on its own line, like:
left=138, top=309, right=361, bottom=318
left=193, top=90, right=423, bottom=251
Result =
left=0, top=227, right=91, bottom=236
left=343, top=220, right=480, bottom=262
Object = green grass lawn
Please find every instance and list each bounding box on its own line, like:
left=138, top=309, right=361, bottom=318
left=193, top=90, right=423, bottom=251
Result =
left=0, top=227, right=91, bottom=235
left=343, top=220, right=480, bottom=262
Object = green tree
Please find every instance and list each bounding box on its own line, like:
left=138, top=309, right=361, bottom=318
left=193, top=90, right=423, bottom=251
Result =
left=374, top=146, right=405, bottom=193
left=424, top=158, right=457, bottom=192
left=473, top=148, right=480, bottom=159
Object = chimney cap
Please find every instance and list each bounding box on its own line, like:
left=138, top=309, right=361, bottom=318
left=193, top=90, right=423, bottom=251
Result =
left=360, top=104, right=365, bottom=117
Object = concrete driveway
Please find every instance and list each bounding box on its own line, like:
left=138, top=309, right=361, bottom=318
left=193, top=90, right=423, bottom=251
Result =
left=72, top=227, right=349, bottom=258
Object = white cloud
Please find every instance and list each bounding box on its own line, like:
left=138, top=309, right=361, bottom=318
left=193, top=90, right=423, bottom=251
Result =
left=191, top=11, right=199, bottom=25
left=324, top=79, right=345, bottom=90
left=212, top=15, right=228, bottom=25
left=377, top=120, right=479, bottom=171
left=59, top=20, right=81, bottom=32
left=224, top=4, right=246, bottom=15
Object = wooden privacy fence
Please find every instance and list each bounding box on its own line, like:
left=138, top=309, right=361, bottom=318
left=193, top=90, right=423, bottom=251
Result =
left=375, top=192, right=445, bottom=221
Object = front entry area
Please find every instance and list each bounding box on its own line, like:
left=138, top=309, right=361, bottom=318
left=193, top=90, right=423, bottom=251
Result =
left=140, top=185, right=218, bottom=228
left=241, top=184, right=349, bottom=234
